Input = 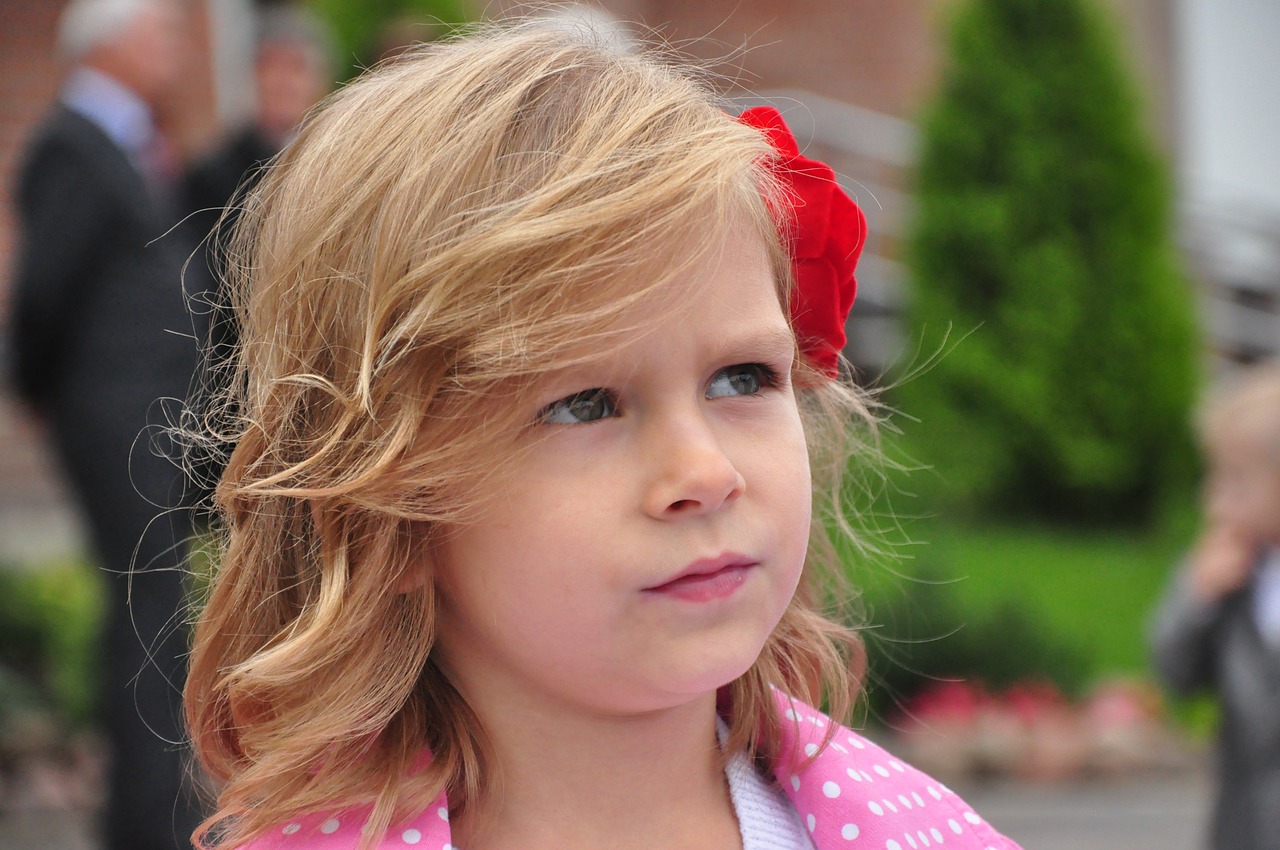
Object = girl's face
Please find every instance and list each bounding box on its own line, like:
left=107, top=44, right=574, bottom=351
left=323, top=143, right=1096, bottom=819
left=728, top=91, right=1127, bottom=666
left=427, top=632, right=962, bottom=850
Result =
left=431, top=223, right=811, bottom=718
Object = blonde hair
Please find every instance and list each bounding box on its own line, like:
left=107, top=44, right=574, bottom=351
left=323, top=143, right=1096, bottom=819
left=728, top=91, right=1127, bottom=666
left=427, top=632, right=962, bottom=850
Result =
left=1198, top=360, right=1280, bottom=467
left=185, top=21, right=873, bottom=850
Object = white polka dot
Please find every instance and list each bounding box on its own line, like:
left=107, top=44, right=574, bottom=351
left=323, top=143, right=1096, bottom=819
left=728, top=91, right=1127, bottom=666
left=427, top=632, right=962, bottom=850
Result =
left=861, top=770, right=874, bottom=782
left=949, top=819, right=963, bottom=834
left=906, top=834, right=918, bottom=849
left=919, top=829, right=931, bottom=847
left=791, top=775, right=802, bottom=791
left=816, top=717, right=827, bottom=727
left=823, top=781, right=842, bottom=798
left=913, top=792, right=925, bottom=807
left=869, top=801, right=884, bottom=816
left=832, top=743, right=848, bottom=753
left=786, top=708, right=798, bottom=720
left=807, top=813, right=817, bottom=832
left=928, top=786, right=943, bottom=801
left=931, top=828, right=944, bottom=842
left=443, top=845, right=456, bottom=850
left=890, top=760, right=905, bottom=772
left=282, top=823, right=301, bottom=835
left=874, top=764, right=891, bottom=777
left=887, top=841, right=902, bottom=850
left=437, top=806, right=449, bottom=821
left=964, top=812, right=982, bottom=825
left=883, top=799, right=898, bottom=813
left=320, top=818, right=340, bottom=834
left=401, top=829, right=422, bottom=845
left=848, top=735, right=867, bottom=749
left=846, top=767, right=863, bottom=782
left=842, top=823, right=860, bottom=840
left=805, top=743, right=820, bottom=757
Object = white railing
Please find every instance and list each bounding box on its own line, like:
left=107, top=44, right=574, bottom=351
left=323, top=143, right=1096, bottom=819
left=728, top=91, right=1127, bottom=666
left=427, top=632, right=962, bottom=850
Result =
left=1180, top=202, right=1280, bottom=368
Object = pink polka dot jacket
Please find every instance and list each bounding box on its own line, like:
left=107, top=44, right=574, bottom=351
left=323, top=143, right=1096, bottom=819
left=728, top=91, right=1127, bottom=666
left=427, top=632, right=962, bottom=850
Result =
left=240, top=691, right=1022, bottom=849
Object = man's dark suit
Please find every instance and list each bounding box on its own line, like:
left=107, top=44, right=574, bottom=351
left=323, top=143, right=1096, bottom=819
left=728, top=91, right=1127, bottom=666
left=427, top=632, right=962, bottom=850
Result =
left=10, top=104, right=203, bottom=850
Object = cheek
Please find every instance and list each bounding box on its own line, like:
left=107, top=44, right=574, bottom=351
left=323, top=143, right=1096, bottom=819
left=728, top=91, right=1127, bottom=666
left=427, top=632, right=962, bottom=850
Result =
left=1258, top=478, right=1280, bottom=534
left=767, top=407, right=814, bottom=550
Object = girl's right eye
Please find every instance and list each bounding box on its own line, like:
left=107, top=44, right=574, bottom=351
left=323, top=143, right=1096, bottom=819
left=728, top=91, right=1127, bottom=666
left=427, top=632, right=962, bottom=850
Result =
left=540, top=388, right=619, bottom=424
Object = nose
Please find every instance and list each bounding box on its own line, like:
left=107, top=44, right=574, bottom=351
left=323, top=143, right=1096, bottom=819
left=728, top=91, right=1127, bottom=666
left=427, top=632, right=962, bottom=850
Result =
left=642, top=413, right=746, bottom=519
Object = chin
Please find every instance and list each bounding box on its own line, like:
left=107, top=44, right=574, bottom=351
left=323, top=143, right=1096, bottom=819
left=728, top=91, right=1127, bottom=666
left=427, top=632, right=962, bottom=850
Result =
left=667, top=643, right=768, bottom=704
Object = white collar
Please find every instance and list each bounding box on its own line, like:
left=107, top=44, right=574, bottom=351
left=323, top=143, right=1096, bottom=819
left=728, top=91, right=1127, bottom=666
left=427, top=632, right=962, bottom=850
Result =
left=60, top=66, right=155, bottom=156
left=1252, top=547, right=1280, bottom=647
left=718, top=718, right=817, bottom=850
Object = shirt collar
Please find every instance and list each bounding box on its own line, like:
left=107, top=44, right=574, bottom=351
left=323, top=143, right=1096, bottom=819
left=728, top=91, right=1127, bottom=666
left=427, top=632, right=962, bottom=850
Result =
left=1252, top=547, right=1280, bottom=647
left=60, top=66, right=155, bottom=156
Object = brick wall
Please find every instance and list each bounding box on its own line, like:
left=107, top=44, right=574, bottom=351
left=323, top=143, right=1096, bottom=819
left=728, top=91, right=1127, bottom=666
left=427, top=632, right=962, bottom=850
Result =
left=483, top=0, right=1175, bottom=142
left=0, top=0, right=216, bottom=564
left=0, top=1, right=77, bottom=564
left=0, top=1, right=63, bottom=322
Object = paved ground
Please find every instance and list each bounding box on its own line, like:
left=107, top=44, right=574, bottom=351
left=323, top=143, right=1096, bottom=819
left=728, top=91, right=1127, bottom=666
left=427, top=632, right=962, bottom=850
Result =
left=0, top=772, right=1212, bottom=849
left=963, top=772, right=1211, bottom=850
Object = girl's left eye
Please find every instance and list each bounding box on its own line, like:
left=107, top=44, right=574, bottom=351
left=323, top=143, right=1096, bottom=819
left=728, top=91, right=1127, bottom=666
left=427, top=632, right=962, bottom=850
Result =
left=706, top=363, right=779, bottom=399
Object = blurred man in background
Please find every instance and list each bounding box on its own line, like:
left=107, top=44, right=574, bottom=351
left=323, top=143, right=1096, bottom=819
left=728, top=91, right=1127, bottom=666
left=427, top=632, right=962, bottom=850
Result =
left=6, top=0, right=203, bottom=847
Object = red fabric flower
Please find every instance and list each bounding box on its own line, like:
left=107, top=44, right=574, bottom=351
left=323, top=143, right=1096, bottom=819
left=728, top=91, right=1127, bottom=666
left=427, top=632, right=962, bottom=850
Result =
left=737, top=106, right=867, bottom=378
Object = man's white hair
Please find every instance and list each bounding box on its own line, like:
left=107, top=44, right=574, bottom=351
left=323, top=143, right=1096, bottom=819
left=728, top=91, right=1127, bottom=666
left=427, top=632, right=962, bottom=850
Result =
left=57, top=0, right=158, bottom=61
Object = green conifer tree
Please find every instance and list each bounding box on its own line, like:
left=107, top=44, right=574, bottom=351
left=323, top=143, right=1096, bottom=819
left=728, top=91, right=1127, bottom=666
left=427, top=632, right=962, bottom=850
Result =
left=900, top=0, right=1198, bottom=522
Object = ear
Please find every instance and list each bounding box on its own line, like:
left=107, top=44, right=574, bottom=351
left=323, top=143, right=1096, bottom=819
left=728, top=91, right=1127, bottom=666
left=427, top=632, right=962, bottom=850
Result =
left=395, top=560, right=430, bottom=594
left=394, top=519, right=433, bottom=595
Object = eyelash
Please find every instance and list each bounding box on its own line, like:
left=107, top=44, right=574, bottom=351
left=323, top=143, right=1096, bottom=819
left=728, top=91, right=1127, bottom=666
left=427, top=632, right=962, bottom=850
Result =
left=538, top=362, right=784, bottom=425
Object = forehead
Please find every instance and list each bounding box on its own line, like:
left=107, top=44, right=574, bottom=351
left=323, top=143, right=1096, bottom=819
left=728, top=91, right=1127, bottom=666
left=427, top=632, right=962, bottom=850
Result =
left=548, top=219, right=787, bottom=363
left=519, top=222, right=788, bottom=391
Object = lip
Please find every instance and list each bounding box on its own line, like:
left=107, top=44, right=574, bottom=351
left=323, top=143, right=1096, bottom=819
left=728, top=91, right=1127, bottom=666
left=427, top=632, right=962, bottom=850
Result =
left=643, top=553, right=758, bottom=602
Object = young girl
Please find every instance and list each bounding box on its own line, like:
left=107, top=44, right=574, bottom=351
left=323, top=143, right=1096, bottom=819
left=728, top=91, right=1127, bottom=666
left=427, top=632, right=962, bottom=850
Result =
left=186, top=22, right=1021, bottom=850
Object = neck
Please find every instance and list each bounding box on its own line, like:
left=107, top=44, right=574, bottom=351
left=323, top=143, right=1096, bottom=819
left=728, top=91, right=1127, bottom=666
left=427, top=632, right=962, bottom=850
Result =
left=453, top=691, right=740, bottom=850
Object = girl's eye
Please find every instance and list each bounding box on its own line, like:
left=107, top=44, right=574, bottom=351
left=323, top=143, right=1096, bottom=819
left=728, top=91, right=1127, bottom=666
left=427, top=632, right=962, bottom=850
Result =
left=706, top=363, right=779, bottom=399
left=541, top=388, right=619, bottom=424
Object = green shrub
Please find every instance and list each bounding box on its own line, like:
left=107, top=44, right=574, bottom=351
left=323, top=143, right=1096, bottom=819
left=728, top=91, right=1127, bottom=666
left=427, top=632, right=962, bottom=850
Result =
left=860, top=565, right=1090, bottom=722
left=0, top=562, right=103, bottom=728
left=898, top=0, right=1199, bottom=524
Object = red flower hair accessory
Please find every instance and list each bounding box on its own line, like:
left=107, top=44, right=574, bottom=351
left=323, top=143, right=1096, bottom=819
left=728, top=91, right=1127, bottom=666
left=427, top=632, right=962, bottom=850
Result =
left=736, top=106, right=867, bottom=378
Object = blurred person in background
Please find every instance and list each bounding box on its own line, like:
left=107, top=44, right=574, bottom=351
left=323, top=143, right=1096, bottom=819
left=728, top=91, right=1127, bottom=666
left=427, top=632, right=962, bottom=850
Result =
left=184, top=3, right=332, bottom=239
left=1151, top=361, right=1280, bottom=850
left=182, top=4, right=332, bottom=501
left=5, top=0, right=204, bottom=847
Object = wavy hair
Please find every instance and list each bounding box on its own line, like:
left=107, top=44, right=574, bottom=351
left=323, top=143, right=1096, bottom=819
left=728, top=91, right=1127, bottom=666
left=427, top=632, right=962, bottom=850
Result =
left=185, top=21, right=875, bottom=850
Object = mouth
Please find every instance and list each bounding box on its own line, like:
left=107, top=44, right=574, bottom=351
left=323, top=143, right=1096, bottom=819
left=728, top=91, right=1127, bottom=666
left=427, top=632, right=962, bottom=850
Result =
left=643, top=554, right=758, bottom=602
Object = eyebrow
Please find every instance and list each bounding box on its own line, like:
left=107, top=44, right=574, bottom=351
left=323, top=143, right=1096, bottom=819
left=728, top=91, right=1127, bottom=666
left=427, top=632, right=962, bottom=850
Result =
left=710, top=325, right=797, bottom=360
